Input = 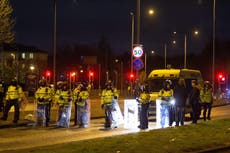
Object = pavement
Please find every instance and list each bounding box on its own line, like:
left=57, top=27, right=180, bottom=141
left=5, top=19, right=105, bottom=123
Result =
left=0, top=96, right=229, bottom=128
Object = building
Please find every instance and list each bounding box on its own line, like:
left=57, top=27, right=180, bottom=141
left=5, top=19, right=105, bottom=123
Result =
left=0, top=43, right=48, bottom=94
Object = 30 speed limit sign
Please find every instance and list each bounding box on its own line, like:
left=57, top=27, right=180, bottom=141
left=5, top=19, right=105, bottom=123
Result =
left=132, top=46, right=144, bottom=58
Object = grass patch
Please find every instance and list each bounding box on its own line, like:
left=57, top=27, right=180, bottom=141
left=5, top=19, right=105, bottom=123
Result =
left=4, top=119, right=230, bottom=153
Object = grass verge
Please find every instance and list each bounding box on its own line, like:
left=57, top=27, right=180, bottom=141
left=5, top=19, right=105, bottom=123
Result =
left=3, top=119, right=230, bottom=153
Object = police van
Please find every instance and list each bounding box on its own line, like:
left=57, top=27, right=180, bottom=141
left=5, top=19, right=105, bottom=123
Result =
left=146, top=68, right=203, bottom=117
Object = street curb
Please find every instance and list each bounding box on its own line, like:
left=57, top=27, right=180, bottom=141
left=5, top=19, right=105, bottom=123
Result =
left=196, top=145, right=230, bottom=153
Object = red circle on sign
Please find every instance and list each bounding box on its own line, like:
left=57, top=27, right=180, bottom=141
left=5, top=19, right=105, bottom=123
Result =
left=132, top=46, right=143, bottom=58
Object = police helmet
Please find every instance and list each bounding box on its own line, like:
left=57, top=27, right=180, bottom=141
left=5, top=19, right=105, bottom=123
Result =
left=204, top=81, right=212, bottom=89
left=105, top=81, right=113, bottom=89
left=11, top=78, right=17, bottom=86
left=62, top=82, right=68, bottom=90
left=39, top=79, right=47, bottom=87
left=56, top=81, right=63, bottom=89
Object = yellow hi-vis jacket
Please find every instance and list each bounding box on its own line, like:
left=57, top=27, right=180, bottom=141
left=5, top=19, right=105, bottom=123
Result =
left=200, top=88, right=212, bottom=103
left=73, top=87, right=80, bottom=102
left=57, top=90, right=72, bottom=106
left=35, top=87, right=53, bottom=104
left=158, top=89, right=174, bottom=105
left=139, top=92, right=150, bottom=104
left=5, top=85, right=23, bottom=101
left=101, top=89, right=118, bottom=105
left=76, top=90, right=89, bottom=106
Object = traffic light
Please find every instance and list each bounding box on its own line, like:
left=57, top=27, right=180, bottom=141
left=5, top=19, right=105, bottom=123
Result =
left=45, top=70, right=51, bottom=77
left=217, top=73, right=226, bottom=84
left=89, top=71, right=94, bottom=77
left=129, top=73, right=135, bottom=82
left=70, top=72, right=76, bottom=77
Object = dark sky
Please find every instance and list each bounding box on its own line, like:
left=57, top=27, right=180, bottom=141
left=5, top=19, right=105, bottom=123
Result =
left=11, top=0, right=230, bottom=56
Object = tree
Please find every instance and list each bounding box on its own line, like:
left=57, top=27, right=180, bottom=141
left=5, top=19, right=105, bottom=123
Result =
left=0, top=0, right=15, bottom=44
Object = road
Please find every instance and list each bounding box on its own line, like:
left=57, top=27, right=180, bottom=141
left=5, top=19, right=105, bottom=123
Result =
left=0, top=104, right=230, bottom=152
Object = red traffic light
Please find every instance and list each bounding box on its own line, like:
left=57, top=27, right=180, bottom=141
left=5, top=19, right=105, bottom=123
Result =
left=70, top=72, right=76, bottom=77
left=46, top=70, right=51, bottom=77
left=89, top=72, right=94, bottom=77
left=217, top=72, right=226, bottom=83
left=129, top=73, right=134, bottom=80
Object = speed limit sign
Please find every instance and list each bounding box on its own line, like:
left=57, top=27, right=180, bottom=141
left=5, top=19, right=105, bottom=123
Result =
left=132, top=46, right=144, bottom=58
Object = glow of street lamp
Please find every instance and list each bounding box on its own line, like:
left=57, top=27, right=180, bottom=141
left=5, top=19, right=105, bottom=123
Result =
left=148, top=9, right=155, bottom=15
left=194, top=30, right=199, bottom=36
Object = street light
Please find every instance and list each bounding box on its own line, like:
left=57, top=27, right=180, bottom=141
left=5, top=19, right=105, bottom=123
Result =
left=53, top=0, right=57, bottom=90
left=212, top=0, right=216, bottom=91
left=173, top=30, right=199, bottom=69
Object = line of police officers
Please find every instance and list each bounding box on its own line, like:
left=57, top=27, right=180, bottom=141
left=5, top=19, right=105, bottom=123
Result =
left=0, top=77, right=213, bottom=129
left=0, top=78, right=120, bottom=129
left=136, top=79, right=213, bottom=129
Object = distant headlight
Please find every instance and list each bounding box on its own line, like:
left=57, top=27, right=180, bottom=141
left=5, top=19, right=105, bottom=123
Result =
left=170, top=99, right=175, bottom=105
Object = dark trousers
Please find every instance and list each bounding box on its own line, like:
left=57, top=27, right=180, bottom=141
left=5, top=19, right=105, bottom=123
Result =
left=2, top=99, right=20, bottom=122
left=191, top=102, right=200, bottom=123
left=202, top=103, right=212, bottom=120
left=104, top=105, right=113, bottom=128
left=74, top=102, right=78, bottom=125
left=175, top=106, right=185, bottom=126
left=168, top=106, right=175, bottom=126
left=0, top=93, right=4, bottom=111
left=139, top=103, right=149, bottom=129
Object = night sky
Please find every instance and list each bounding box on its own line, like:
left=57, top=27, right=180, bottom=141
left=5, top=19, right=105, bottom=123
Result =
left=11, top=0, right=230, bottom=56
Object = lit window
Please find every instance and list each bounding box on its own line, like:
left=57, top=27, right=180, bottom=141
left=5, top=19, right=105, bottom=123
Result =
left=29, top=53, right=34, bottom=59
left=21, top=53, right=25, bottom=59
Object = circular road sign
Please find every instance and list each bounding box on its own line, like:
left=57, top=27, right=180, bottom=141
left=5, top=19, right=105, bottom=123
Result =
left=132, top=46, right=144, bottom=58
left=133, top=58, right=144, bottom=71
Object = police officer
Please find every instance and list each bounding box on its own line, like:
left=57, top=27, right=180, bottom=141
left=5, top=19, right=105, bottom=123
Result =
left=101, top=81, right=118, bottom=129
left=158, top=80, right=174, bottom=128
left=35, top=79, right=53, bottom=126
left=1, top=79, right=23, bottom=123
left=0, top=80, right=6, bottom=112
left=75, top=82, right=90, bottom=128
left=136, top=84, right=150, bottom=130
left=56, top=82, right=72, bottom=127
left=200, top=81, right=213, bottom=121
left=73, top=83, right=82, bottom=126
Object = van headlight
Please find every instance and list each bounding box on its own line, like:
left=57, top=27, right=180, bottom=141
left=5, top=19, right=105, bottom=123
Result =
left=170, top=99, right=175, bottom=105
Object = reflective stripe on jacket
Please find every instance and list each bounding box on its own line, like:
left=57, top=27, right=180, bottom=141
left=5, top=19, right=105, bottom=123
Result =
left=5, top=85, right=23, bottom=101
left=76, top=90, right=89, bottom=106
left=139, top=92, right=150, bottom=104
left=58, top=90, right=72, bottom=106
left=101, top=89, right=115, bottom=105
left=200, top=88, right=212, bottom=103
left=35, top=87, right=53, bottom=104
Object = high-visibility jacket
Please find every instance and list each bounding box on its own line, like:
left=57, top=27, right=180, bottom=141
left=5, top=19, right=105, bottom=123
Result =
left=76, top=90, right=89, bottom=106
left=158, top=89, right=174, bottom=105
left=101, top=89, right=118, bottom=105
left=73, top=87, right=80, bottom=102
left=139, top=92, right=150, bottom=104
left=35, top=87, right=53, bottom=104
left=0, top=83, right=5, bottom=93
left=200, top=88, right=212, bottom=103
left=5, top=85, right=23, bottom=101
left=57, top=90, right=72, bottom=106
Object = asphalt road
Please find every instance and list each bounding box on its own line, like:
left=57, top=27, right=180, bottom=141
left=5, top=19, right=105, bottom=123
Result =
left=0, top=104, right=230, bottom=152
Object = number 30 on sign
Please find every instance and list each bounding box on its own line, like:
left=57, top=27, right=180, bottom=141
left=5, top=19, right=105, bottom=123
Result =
left=132, top=46, right=143, bottom=58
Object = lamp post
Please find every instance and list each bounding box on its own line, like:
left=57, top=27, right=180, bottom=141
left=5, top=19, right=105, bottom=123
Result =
left=164, top=43, right=167, bottom=69
left=212, top=0, right=216, bottom=91
left=173, top=30, right=199, bottom=69
left=53, top=0, right=57, bottom=90
left=130, top=12, right=135, bottom=74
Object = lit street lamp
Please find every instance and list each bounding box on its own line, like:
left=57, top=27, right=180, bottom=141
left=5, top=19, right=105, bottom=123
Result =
left=173, top=30, right=199, bottom=69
